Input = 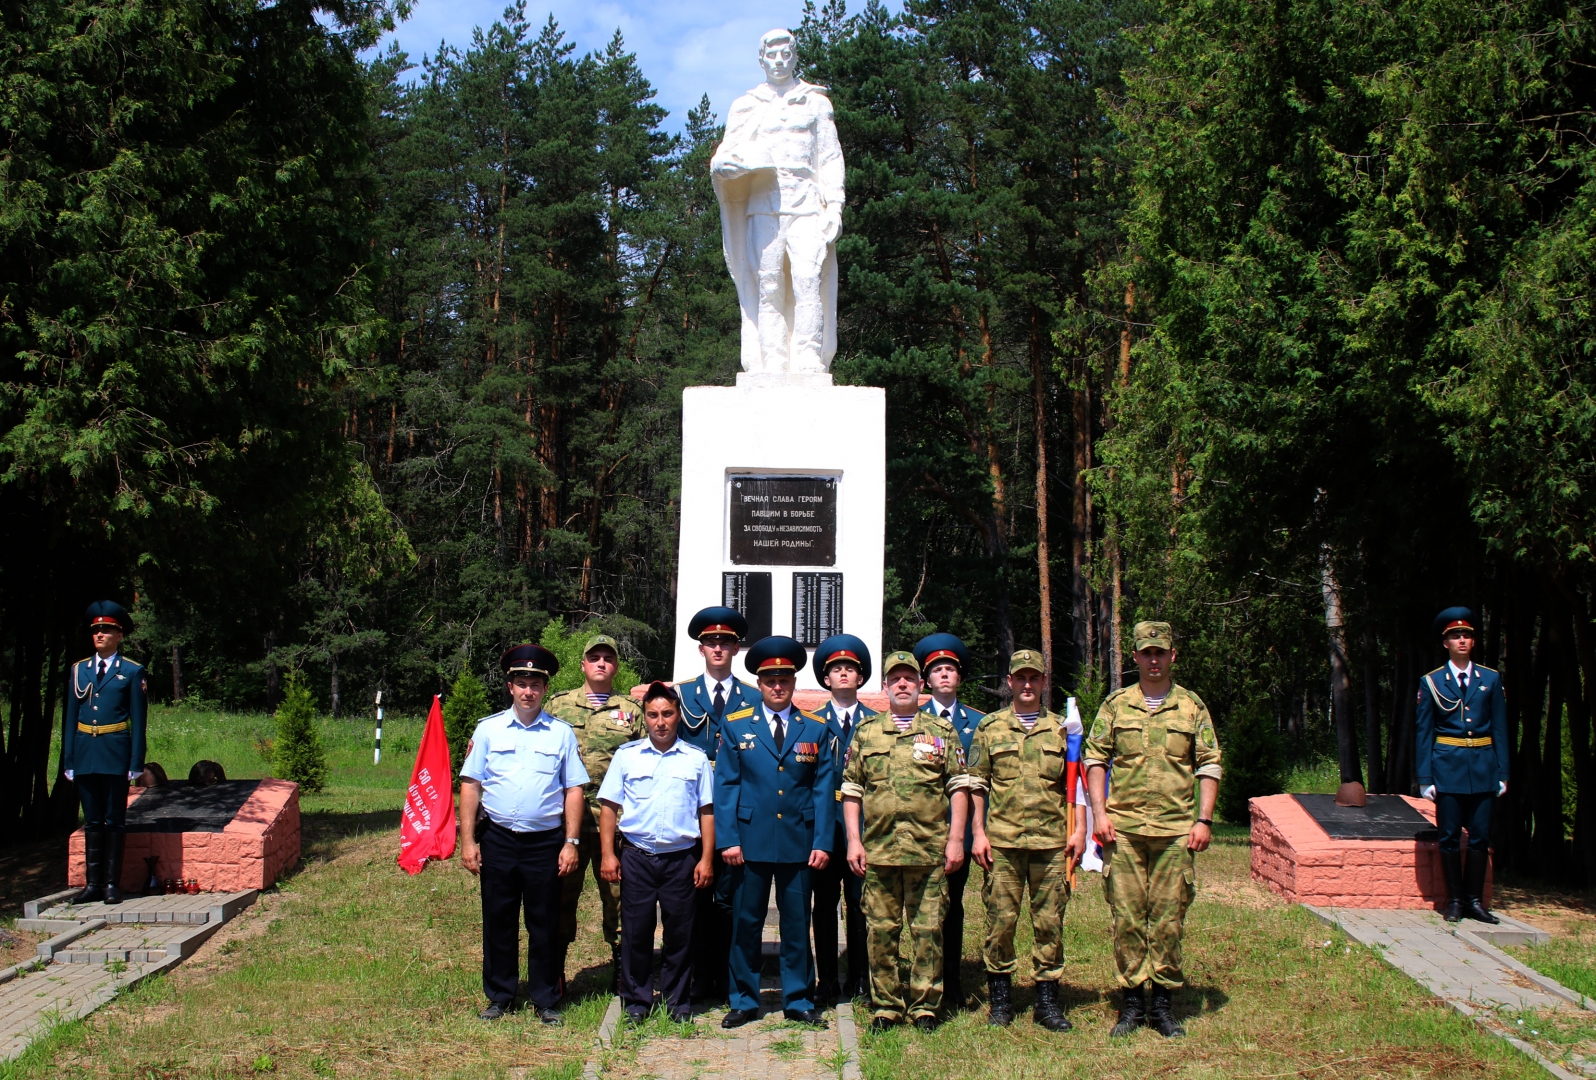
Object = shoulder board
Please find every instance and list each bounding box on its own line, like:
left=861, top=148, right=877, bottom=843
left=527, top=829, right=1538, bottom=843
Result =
left=76, top=656, right=93, bottom=667
left=726, top=706, right=755, bottom=721
left=1475, top=664, right=1499, bottom=675
left=677, top=740, right=709, bottom=758
left=1425, top=665, right=1450, bottom=679
left=799, top=709, right=826, bottom=724
left=1104, top=686, right=1134, bottom=703
left=619, top=738, right=646, bottom=749
left=855, top=703, right=879, bottom=716
left=1175, top=685, right=1207, bottom=710
left=923, top=712, right=955, bottom=732
left=616, top=696, right=641, bottom=711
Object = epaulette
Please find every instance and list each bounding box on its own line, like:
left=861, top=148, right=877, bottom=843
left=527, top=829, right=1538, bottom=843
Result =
left=1475, top=664, right=1498, bottom=675
left=726, top=706, right=755, bottom=721
left=619, top=738, right=646, bottom=749
left=1104, top=686, right=1134, bottom=703
left=920, top=709, right=955, bottom=732
left=799, top=709, right=826, bottom=724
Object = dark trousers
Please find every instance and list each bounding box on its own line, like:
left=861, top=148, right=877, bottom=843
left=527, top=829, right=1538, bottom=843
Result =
left=692, top=852, right=732, bottom=996
left=480, top=822, right=564, bottom=1009
left=619, top=842, right=699, bottom=1011
left=811, top=829, right=865, bottom=994
left=77, top=773, right=130, bottom=831
left=728, top=860, right=814, bottom=1013
left=942, top=859, right=970, bottom=997
left=1437, top=791, right=1494, bottom=854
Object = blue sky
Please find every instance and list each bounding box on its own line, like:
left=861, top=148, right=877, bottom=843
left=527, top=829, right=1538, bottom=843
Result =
left=370, top=0, right=888, bottom=132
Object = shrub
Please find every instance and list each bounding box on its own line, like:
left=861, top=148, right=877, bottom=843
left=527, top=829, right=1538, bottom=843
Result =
left=1217, top=697, right=1285, bottom=823
left=539, top=620, right=642, bottom=696
left=272, top=673, right=328, bottom=793
left=442, top=668, right=491, bottom=781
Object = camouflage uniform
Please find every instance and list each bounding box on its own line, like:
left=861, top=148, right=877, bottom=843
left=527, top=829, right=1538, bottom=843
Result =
left=965, top=704, right=1074, bottom=981
left=841, top=708, right=974, bottom=1022
left=1083, top=681, right=1222, bottom=989
left=544, top=687, right=644, bottom=946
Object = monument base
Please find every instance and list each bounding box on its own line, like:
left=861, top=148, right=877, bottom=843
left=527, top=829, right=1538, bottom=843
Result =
left=1250, top=793, right=1491, bottom=908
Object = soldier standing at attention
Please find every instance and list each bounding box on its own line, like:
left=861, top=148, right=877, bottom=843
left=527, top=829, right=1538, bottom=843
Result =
left=842, top=651, right=972, bottom=1032
left=913, top=632, right=985, bottom=1010
left=1085, top=621, right=1222, bottom=1039
left=714, top=636, right=835, bottom=1028
left=545, top=634, right=644, bottom=991
left=1416, top=607, right=1507, bottom=924
left=809, top=634, right=876, bottom=1005
left=63, top=601, right=147, bottom=904
left=967, top=649, right=1085, bottom=1032
left=676, top=606, right=758, bottom=1002
left=459, top=645, right=588, bottom=1022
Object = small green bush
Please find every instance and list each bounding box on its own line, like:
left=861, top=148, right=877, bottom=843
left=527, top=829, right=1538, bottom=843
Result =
left=539, top=620, right=642, bottom=696
left=1217, top=697, right=1285, bottom=822
left=442, top=668, right=491, bottom=781
left=272, top=673, right=328, bottom=793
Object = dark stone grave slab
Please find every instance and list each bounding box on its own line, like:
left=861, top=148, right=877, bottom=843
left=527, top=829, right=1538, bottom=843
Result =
left=1293, top=793, right=1439, bottom=842
left=124, top=780, right=263, bottom=834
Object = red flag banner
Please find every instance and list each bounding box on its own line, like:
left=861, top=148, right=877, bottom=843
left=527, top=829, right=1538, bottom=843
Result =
left=398, top=695, right=457, bottom=874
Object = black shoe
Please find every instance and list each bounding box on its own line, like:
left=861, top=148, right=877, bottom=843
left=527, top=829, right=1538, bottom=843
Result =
left=722, top=1008, right=758, bottom=1029
left=913, top=1014, right=940, bottom=1032
left=670, top=1007, right=693, bottom=1023
left=73, top=829, right=105, bottom=905
left=479, top=1002, right=510, bottom=1020
left=1110, top=986, right=1146, bottom=1037
left=1440, top=850, right=1465, bottom=922
left=814, top=986, right=838, bottom=1009
left=944, top=979, right=963, bottom=1011
left=986, top=973, right=1013, bottom=1027
left=104, top=832, right=126, bottom=904
left=1464, top=898, right=1501, bottom=924
left=869, top=1016, right=899, bottom=1033
left=625, top=1005, right=649, bottom=1024
left=784, top=1008, right=826, bottom=1027
left=1463, top=853, right=1501, bottom=924
left=535, top=1006, right=563, bottom=1025
left=1147, top=986, right=1185, bottom=1038
left=1032, top=980, right=1072, bottom=1032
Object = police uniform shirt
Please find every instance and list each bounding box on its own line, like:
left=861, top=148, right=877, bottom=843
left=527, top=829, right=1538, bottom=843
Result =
left=597, top=738, right=715, bottom=854
left=461, top=708, right=590, bottom=833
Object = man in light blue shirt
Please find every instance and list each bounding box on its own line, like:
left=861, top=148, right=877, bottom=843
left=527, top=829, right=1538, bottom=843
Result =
left=460, top=644, right=589, bottom=1023
left=598, top=682, right=715, bottom=1023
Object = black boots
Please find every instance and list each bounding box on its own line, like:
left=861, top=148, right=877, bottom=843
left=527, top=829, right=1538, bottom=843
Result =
left=1032, top=980, right=1072, bottom=1031
left=73, top=829, right=106, bottom=904
left=1147, top=985, right=1185, bottom=1038
left=1440, top=850, right=1464, bottom=923
left=1463, top=853, right=1500, bottom=924
left=104, top=831, right=126, bottom=904
left=987, top=973, right=1013, bottom=1027
left=1110, top=985, right=1146, bottom=1037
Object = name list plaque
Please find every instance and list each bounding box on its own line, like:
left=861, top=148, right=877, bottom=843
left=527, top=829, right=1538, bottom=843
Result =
left=792, top=572, right=844, bottom=647
left=728, top=476, right=837, bottom=566
left=721, top=572, right=773, bottom=643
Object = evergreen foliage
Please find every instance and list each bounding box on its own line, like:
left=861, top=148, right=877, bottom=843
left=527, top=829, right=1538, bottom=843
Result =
left=540, top=621, right=643, bottom=696
left=441, top=670, right=491, bottom=781
left=272, top=673, right=329, bottom=793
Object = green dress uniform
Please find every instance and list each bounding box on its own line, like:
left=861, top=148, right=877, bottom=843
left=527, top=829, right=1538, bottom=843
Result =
left=841, top=705, right=972, bottom=1024
left=1083, top=683, right=1222, bottom=992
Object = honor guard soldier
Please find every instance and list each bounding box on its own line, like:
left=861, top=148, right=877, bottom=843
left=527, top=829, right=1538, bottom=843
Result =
left=544, top=634, right=644, bottom=990
left=460, top=644, right=589, bottom=1022
left=63, top=601, right=147, bottom=904
left=678, top=606, right=758, bottom=1001
left=1417, top=607, right=1507, bottom=924
left=809, top=634, right=876, bottom=1004
left=913, top=632, right=985, bottom=1009
left=714, top=636, right=836, bottom=1028
left=841, top=651, right=973, bottom=1032
left=967, top=649, right=1085, bottom=1032
left=1085, top=622, right=1222, bottom=1039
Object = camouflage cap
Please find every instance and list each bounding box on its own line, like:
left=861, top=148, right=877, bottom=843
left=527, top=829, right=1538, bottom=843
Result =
left=1133, top=621, right=1174, bottom=651
left=881, top=650, right=921, bottom=677
left=582, top=633, right=621, bottom=657
left=1008, top=648, right=1045, bottom=675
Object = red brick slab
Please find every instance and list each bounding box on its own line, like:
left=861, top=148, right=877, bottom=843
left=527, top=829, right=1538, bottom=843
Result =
left=69, top=780, right=301, bottom=894
left=1249, top=793, right=1490, bottom=908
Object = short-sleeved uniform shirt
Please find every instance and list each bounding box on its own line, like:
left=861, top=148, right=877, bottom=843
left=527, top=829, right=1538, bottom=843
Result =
left=596, top=737, right=715, bottom=854
left=965, top=707, right=1073, bottom=849
left=840, top=710, right=973, bottom=865
left=461, top=708, right=590, bottom=833
left=1083, top=683, right=1223, bottom=837
left=544, top=688, right=644, bottom=803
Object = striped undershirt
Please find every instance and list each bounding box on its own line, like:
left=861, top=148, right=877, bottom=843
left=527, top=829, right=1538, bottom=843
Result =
left=892, top=714, right=914, bottom=732
left=1143, top=694, right=1167, bottom=711
left=1017, top=712, right=1040, bottom=730
left=586, top=692, right=608, bottom=708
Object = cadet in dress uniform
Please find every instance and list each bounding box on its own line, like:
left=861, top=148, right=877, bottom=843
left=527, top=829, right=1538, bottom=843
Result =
left=714, top=636, right=835, bottom=1028
left=545, top=634, right=644, bottom=990
left=1416, top=607, right=1508, bottom=925
left=967, top=649, right=1085, bottom=1032
left=913, top=632, right=985, bottom=1010
left=677, top=607, right=757, bottom=1001
left=460, top=644, right=589, bottom=1022
left=809, top=634, right=876, bottom=1004
left=1085, top=622, right=1222, bottom=1039
left=841, top=651, right=973, bottom=1032
left=63, top=601, right=147, bottom=904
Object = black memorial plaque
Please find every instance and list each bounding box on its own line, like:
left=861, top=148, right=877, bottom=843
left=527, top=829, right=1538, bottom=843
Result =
left=792, top=572, right=844, bottom=647
left=728, top=476, right=837, bottom=566
left=124, top=780, right=264, bottom=834
left=1293, top=793, right=1439, bottom=842
left=722, top=572, right=773, bottom=642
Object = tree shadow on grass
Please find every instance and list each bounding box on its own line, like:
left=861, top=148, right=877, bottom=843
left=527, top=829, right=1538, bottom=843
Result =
left=300, top=809, right=403, bottom=861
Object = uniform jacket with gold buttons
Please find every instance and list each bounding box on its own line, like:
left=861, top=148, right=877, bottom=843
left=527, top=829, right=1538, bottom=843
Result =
left=62, top=655, right=147, bottom=776
left=713, top=701, right=836, bottom=862
left=1415, top=664, right=1508, bottom=794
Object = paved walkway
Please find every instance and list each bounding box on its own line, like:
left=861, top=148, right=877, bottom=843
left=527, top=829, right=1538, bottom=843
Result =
left=0, top=889, right=256, bottom=1061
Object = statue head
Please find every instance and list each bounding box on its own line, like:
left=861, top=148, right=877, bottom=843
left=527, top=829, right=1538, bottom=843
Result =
left=758, top=28, right=797, bottom=86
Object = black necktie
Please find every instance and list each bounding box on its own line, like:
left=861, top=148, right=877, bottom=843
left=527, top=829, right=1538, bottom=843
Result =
left=841, top=710, right=852, bottom=740
left=713, top=684, right=726, bottom=718
left=774, top=709, right=786, bottom=750
left=1458, top=671, right=1468, bottom=693
left=98, top=659, right=107, bottom=679
left=941, top=708, right=952, bottom=720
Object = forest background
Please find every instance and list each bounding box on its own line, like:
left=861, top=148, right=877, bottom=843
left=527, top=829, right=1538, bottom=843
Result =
left=1, top=0, right=1592, bottom=883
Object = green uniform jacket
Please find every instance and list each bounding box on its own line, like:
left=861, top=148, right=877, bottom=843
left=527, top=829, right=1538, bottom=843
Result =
left=965, top=707, right=1072, bottom=849
left=1083, top=683, right=1222, bottom=837
left=543, top=688, right=644, bottom=803
left=840, top=710, right=973, bottom=866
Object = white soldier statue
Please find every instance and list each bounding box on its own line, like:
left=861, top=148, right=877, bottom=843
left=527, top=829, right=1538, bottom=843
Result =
left=712, top=28, right=845, bottom=375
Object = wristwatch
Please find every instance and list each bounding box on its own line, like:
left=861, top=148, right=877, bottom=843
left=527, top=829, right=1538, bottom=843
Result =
left=564, top=837, right=581, bottom=845
left=1196, top=818, right=1213, bottom=827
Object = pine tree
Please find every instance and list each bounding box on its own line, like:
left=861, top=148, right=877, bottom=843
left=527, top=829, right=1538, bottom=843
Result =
left=272, top=673, right=329, bottom=793
left=442, top=670, right=492, bottom=781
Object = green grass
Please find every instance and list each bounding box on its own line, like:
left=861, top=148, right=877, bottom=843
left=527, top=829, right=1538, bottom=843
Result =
left=1282, top=753, right=1340, bottom=794
left=1511, top=932, right=1596, bottom=1000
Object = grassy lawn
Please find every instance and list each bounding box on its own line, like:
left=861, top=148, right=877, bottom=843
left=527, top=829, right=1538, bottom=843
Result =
left=0, top=706, right=1568, bottom=1079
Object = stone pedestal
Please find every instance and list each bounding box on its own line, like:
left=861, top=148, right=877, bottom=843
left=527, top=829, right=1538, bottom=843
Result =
left=673, top=378, right=885, bottom=691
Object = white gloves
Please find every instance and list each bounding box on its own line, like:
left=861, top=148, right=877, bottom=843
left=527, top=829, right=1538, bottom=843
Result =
left=1499, top=781, right=1507, bottom=797
left=129, top=771, right=141, bottom=782
left=64, top=769, right=74, bottom=781
left=1421, top=785, right=1436, bottom=801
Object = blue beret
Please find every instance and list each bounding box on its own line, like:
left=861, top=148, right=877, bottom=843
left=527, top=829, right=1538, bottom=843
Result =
left=688, top=606, right=748, bottom=640
left=744, top=635, right=807, bottom=676
left=86, top=600, right=133, bottom=634
left=1432, top=607, right=1476, bottom=639
left=813, top=634, right=871, bottom=686
left=501, top=643, right=558, bottom=678
left=914, top=633, right=969, bottom=673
